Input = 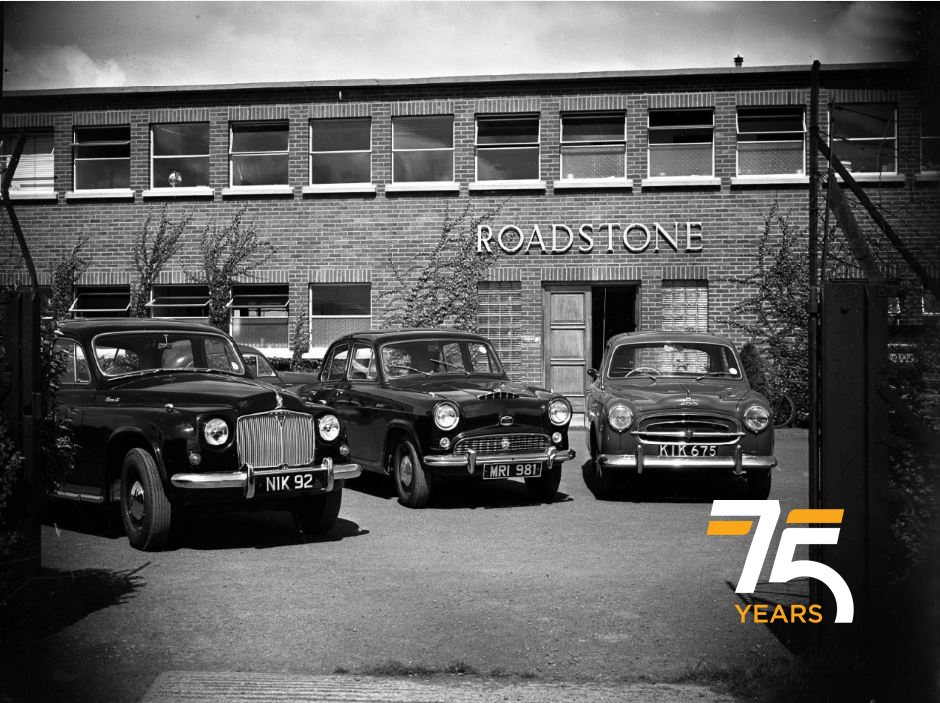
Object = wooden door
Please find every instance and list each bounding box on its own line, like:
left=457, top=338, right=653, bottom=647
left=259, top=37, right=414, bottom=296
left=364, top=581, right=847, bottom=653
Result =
left=543, top=287, right=590, bottom=414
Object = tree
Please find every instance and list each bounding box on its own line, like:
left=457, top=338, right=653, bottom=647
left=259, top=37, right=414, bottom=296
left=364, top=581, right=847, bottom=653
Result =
left=129, top=206, right=192, bottom=317
left=380, top=201, right=503, bottom=331
left=197, top=209, right=275, bottom=333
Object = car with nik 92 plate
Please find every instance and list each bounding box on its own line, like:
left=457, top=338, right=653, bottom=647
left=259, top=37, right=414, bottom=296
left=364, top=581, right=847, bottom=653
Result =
left=585, top=331, right=776, bottom=499
left=51, top=318, right=360, bottom=551
left=298, top=329, right=576, bottom=508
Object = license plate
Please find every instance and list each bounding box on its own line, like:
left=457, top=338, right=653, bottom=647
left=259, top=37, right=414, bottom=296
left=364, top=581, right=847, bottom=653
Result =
left=482, top=462, right=543, bottom=479
left=658, top=444, right=718, bottom=457
left=257, top=471, right=325, bottom=494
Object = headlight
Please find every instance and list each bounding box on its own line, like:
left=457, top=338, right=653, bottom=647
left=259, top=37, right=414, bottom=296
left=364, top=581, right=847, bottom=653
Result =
left=607, top=403, right=633, bottom=432
left=548, top=398, right=572, bottom=426
left=203, top=417, right=230, bottom=446
left=317, top=413, right=341, bottom=442
left=433, top=401, right=460, bottom=431
left=744, top=405, right=771, bottom=433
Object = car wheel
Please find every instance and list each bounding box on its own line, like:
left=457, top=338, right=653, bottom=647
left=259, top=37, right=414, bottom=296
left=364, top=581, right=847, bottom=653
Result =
left=745, top=470, right=772, bottom=499
left=525, top=462, right=562, bottom=502
left=295, top=486, right=343, bottom=535
left=394, top=439, right=431, bottom=508
left=120, top=447, right=172, bottom=551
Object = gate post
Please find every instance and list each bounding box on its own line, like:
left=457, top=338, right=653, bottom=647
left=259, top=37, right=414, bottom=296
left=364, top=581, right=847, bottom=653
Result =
left=818, top=280, right=890, bottom=650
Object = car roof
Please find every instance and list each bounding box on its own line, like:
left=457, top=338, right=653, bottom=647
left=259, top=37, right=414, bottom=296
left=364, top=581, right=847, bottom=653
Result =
left=605, top=330, right=739, bottom=348
left=57, top=317, right=227, bottom=342
left=327, top=328, right=490, bottom=346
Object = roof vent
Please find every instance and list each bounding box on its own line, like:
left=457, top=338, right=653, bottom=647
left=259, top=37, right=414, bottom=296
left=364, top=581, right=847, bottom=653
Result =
left=734, top=55, right=744, bottom=68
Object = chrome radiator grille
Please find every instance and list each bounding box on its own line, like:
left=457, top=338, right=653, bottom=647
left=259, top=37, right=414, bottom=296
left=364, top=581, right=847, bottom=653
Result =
left=633, top=414, right=742, bottom=445
left=454, top=433, right=550, bottom=456
left=236, top=411, right=316, bottom=469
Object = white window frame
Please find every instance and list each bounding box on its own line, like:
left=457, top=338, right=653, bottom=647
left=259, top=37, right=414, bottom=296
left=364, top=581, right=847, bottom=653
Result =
left=308, top=283, right=372, bottom=357
left=229, top=284, right=290, bottom=352
left=147, top=285, right=213, bottom=321
left=148, top=122, right=211, bottom=196
left=307, top=118, right=374, bottom=193
left=227, top=121, right=291, bottom=193
left=69, top=286, right=131, bottom=317
left=390, top=115, right=455, bottom=188
left=829, top=103, right=897, bottom=176
left=558, top=112, right=626, bottom=184
left=645, top=109, right=717, bottom=186
left=1, top=128, right=55, bottom=197
left=735, top=107, right=806, bottom=179
left=71, top=125, right=132, bottom=196
left=921, top=107, right=940, bottom=176
left=472, top=114, right=543, bottom=190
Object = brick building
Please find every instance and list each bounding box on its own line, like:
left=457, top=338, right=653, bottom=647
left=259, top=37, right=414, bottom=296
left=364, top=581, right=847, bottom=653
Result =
left=1, top=61, right=937, bottom=410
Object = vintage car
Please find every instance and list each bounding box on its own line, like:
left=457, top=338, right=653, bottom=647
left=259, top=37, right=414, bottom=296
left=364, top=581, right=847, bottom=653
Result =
left=298, top=329, right=576, bottom=508
left=237, top=344, right=321, bottom=392
left=585, top=331, right=776, bottom=499
left=51, top=318, right=360, bottom=551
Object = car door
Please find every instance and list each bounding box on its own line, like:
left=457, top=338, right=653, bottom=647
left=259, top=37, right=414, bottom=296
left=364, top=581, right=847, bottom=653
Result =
left=52, top=338, right=102, bottom=494
left=342, top=342, right=387, bottom=468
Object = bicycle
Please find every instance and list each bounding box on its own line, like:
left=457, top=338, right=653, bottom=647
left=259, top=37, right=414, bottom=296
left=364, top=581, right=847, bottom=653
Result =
left=764, top=386, right=796, bottom=429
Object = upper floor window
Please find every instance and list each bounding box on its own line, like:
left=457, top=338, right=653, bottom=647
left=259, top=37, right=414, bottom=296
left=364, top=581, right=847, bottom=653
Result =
left=309, top=283, right=371, bottom=354
left=830, top=103, right=896, bottom=174
left=648, top=109, right=713, bottom=178
left=392, top=116, right=454, bottom=182
left=475, top=115, right=540, bottom=181
left=560, top=113, right=625, bottom=180
left=230, top=284, right=289, bottom=348
left=921, top=103, right=940, bottom=173
left=73, top=125, right=130, bottom=190
left=151, top=122, right=210, bottom=189
left=736, top=107, right=805, bottom=176
left=310, top=118, right=371, bottom=185
left=1, top=129, right=55, bottom=192
left=230, top=121, right=289, bottom=187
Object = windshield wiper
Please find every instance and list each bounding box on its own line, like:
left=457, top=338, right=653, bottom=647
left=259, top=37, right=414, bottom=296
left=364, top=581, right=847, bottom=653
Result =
left=695, top=371, right=734, bottom=381
left=430, top=358, right=470, bottom=375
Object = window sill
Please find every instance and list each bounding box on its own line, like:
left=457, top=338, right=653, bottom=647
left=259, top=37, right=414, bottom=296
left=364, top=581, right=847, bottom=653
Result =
left=385, top=182, right=460, bottom=193
left=553, top=178, right=633, bottom=190
left=641, top=177, right=721, bottom=188
left=469, top=180, right=547, bottom=192
left=302, top=183, right=377, bottom=195
left=221, top=185, right=294, bottom=196
left=730, top=175, right=808, bottom=186
left=835, top=173, right=906, bottom=184
left=914, top=172, right=939, bottom=182
left=143, top=186, right=214, bottom=198
left=4, top=190, right=57, bottom=201
left=65, top=189, right=135, bottom=201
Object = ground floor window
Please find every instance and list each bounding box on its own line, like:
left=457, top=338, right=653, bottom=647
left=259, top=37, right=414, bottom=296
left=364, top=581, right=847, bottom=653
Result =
left=148, top=284, right=210, bottom=321
left=69, top=286, right=130, bottom=317
left=661, top=280, right=708, bottom=332
left=309, top=283, right=371, bottom=355
left=229, top=284, right=289, bottom=348
left=477, top=281, right=523, bottom=378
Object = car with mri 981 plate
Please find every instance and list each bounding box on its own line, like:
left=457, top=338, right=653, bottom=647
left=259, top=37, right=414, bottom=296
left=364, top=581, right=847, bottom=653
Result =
left=51, top=318, right=360, bottom=551
left=585, top=331, right=777, bottom=499
left=298, top=329, right=576, bottom=508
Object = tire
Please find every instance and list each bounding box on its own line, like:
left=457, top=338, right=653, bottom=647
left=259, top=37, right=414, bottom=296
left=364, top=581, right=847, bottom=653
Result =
left=745, top=470, right=772, bottom=499
left=525, top=462, right=562, bottom=503
left=394, top=439, right=431, bottom=508
left=771, top=393, right=795, bottom=429
left=120, top=447, right=172, bottom=551
left=295, top=486, right=343, bottom=535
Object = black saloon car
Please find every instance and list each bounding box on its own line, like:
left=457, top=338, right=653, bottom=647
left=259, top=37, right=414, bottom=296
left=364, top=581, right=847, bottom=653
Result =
left=585, top=331, right=776, bottom=499
left=52, top=318, right=360, bottom=550
left=299, top=329, right=576, bottom=508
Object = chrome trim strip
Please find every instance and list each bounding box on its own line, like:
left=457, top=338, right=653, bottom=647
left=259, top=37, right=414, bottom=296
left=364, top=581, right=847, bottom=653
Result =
left=170, top=460, right=361, bottom=495
left=598, top=453, right=777, bottom=471
left=424, top=448, right=576, bottom=472
left=53, top=489, right=105, bottom=504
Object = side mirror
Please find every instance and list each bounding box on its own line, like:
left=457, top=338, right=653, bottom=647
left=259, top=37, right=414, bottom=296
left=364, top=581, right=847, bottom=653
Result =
left=587, top=368, right=599, bottom=380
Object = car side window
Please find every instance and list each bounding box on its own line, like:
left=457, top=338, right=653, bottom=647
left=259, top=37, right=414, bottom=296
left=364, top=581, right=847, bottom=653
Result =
left=467, top=343, right=496, bottom=373
left=349, top=344, right=377, bottom=381
left=322, top=344, right=349, bottom=381
left=54, top=339, right=91, bottom=385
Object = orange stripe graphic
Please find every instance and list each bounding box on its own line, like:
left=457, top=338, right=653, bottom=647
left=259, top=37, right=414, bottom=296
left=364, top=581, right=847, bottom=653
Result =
left=786, top=509, right=844, bottom=524
left=707, top=520, right=753, bottom=535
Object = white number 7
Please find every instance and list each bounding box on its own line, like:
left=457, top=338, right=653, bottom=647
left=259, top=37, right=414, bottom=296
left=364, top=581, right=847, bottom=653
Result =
left=709, top=500, right=854, bottom=624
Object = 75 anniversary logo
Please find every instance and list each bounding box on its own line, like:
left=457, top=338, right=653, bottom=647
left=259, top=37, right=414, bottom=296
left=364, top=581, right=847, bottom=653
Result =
left=708, top=500, right=854, bottom=624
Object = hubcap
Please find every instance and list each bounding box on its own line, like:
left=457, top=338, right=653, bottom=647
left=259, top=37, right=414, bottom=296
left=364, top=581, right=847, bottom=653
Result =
left=399, top=454, right=414, bottom=489
left=128, top=479, right=146, bottom=524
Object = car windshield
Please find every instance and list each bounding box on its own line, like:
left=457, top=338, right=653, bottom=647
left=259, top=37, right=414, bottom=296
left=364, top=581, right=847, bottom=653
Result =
left=93, top=331, right=246, bottom=378
left=380, top=338, right=504, bottom=379
left=606, top=341, right=741, bottom=380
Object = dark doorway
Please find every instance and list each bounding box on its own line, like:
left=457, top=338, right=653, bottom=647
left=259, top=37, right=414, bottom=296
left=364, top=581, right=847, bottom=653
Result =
left=590, top=285, right=637, bottom=370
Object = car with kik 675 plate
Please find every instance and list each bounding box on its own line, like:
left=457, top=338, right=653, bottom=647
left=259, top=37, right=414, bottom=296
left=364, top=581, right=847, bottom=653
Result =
left=585, top=331, right=776, bottom=499
left=298, top=328, right=576, bottom=508
left=51, top=318, right=360, bottom=551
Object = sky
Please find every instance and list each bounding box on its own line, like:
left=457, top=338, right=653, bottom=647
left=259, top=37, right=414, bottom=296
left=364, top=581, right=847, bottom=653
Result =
left=1, top=1, right=932, bottom=91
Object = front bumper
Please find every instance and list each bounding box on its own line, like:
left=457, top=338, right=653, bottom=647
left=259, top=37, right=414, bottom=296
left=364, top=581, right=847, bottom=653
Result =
left=598, top=445, right=776, bottom=476
left=170, top=457, right=362, bottom=499
left=424, top=446, right=577, bottom=476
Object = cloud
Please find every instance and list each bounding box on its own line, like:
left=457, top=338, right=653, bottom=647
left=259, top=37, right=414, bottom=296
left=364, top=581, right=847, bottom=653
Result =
left=5, top=43, right=129, bottom=90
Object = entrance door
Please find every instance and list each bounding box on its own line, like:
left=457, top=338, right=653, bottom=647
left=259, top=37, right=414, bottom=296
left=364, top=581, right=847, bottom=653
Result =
left=543, top=287, right=590, bottom=413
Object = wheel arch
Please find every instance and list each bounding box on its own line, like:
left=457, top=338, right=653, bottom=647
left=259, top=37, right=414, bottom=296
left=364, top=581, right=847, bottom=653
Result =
left=106, top=430, right=166, bottom=501
left=382, top=421, right=422, bottom=474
